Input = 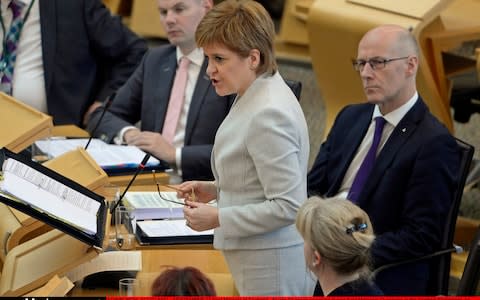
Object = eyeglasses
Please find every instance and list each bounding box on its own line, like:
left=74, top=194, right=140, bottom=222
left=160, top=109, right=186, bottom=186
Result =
left=152, top=170, right=197, bottom=204
left=152, top=170, right=186, bottom=206
left=352, top=56, right=410, bottom=72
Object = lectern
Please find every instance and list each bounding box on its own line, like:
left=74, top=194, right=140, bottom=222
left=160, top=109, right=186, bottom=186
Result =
left=0, top=149, right=107, bottom=296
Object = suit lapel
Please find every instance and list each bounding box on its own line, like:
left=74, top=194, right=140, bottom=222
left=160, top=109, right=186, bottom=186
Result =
left=184, top=59, right=210, bottom=144
left=153, top=53, right=177, bottom=132
left=39, top=0, right=55, bottom=95
left=358, top=98, right=427, bottom=206
left=328, top=106, right=374, bottom=196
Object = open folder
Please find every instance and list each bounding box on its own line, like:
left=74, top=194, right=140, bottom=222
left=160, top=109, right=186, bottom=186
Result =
left=0, top=148, right=106, bottom=249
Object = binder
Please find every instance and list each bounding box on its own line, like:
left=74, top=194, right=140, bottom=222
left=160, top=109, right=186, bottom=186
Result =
left=0, top=92, right=53, bottom=153
left=0, top=148, right=108, bottom=258
left=0, top=148, right=107, bottom=248
left=135, top=219, right=213, bottom=246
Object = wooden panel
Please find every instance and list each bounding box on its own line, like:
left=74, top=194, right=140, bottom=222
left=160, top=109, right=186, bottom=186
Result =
left=51, top=125, right=89, bottom=138
left=348, top=0, right=443, bottom=19
left=129, top=0, right=166, bottom=38
left=0, top=230, right=97, bottom=296
left=0, top=92, right=53, bottom=153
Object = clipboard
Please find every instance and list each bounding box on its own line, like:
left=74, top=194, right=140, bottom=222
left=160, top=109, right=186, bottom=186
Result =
left=0, top=148, right=107, bottom=249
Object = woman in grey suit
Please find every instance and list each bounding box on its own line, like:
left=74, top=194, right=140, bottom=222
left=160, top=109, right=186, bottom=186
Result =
left=177, top=0, right=314, bottom=295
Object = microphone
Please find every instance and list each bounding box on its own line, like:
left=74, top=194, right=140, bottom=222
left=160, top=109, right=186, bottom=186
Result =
left=110, top=153, right=151, bottom=214
left=85, top=92, right=116, bottom=150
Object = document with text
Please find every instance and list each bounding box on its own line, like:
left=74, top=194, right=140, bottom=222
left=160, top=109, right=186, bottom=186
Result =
left=35, top=138, right=161, bottom=170
left=0, top=157, right=100, bottom=235
left=137, top=219, right=214, bottom=238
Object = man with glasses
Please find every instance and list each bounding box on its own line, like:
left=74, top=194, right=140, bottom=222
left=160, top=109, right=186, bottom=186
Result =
left=307, top=24, right=460, bottom=295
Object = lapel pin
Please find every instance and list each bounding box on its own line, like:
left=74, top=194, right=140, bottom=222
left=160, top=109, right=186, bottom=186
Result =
left=402, top=128, right=407, bottom=133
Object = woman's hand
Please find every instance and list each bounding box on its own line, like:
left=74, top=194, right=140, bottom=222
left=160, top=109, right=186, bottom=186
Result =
left=183, top=201, right=219, bottom=231
left=175, top=181, right=217, bottom=203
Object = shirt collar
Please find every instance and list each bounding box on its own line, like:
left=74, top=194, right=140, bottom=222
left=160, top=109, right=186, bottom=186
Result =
left=175, top=47, right=204, bottom=67
left=373, top=92, right=418, bottom=126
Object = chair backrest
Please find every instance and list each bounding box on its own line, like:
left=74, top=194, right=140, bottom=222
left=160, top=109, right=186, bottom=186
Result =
left=457, top=226, right=480, bottom=295
left=428, top=138, right=474, bottom=295
left=284, top=79, right=302, bottom=100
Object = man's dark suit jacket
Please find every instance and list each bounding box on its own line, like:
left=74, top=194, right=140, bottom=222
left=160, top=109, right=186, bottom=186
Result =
left=307, top=98, right=460, bottom=295
left=88, top=45, right=234, bottom=181
left=39, top=0, right=147, bottom=126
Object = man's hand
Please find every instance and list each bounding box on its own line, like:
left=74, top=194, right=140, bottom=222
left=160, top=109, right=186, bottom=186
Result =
left=126, top=131, right=176, bottom=164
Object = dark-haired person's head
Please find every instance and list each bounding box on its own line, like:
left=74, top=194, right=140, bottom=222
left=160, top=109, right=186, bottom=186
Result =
left=195, top=0, right=277, bottom=97
left=151, top=266, right=216, bottom=296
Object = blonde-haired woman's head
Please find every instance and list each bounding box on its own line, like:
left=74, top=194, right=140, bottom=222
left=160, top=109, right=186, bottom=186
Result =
left=296, top=196, right=375, bottom=276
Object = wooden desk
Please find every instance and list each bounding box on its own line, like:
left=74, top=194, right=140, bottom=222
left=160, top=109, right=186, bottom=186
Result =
left=69, top=247, right=236, bottom=296
left=51, top=125, right=89, bottom=138
left=108, top=172, right=170, bottom=189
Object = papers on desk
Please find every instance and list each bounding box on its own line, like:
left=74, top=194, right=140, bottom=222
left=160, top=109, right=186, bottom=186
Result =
left=138, top=219, right=213, bottom=237
left=35, top=138, right=161, bottom=172
left=136, top=219, right=214, bottom=245
left=124, top=191, right=185, bottom=220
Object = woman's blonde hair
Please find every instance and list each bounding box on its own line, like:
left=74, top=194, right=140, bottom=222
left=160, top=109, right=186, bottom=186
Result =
left=296, top=196, right=375, bottom=275
left=195, top=0, right=277, bottom=75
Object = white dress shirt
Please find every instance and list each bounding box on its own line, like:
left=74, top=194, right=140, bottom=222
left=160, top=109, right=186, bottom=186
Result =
left=1, top=0, right=46, bottom=112
left=337, top=92, right=419, bottom=198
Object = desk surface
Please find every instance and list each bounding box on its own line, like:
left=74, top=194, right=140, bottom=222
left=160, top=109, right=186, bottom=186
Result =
left=69, top=247, right=233, bottom=296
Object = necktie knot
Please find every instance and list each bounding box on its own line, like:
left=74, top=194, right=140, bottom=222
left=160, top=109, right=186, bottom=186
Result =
left=9, top=0, right=25, bottom=18
left=178, top=57, right=191, bottom=72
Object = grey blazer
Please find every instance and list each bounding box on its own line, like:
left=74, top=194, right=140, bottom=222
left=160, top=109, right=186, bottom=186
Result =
left=212, top=72, right=310, bottom=250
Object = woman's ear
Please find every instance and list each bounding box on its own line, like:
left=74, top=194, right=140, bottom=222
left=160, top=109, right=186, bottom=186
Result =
left=249, top=49, right=261, bottom=70
left=312, top=249, right=321, bottom=268
left=202, top=0, right=214, bottom=10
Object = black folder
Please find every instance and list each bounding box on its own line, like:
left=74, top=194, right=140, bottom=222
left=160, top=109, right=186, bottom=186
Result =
left=135, top=221, right=213, bottom=246
left=0, top=147, right=107, bottom=248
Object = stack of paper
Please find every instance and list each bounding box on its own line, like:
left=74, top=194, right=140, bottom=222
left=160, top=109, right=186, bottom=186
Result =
left=123, top=191, right=184, bottom=220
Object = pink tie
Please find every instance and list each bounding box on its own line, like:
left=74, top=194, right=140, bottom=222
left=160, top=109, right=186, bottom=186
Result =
left=163, top=57, right=191, bottom=144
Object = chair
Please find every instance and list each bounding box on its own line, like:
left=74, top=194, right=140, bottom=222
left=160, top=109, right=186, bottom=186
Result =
left=457, top=226, right=480, bottom=295
left=373, top=138, right=474, bottom=295
left=284, top=79, right=302, bottom=100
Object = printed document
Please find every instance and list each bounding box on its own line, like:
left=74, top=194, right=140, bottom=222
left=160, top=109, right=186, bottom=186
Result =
left=35, top=138, right=160, bottom=169
left=0, top=158, right=100, bottom=234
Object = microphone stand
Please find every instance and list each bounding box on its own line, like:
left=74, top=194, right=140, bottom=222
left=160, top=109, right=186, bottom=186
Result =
left=85, top=92, right=116, bottom=150
left=110, top=153, right=151, bottom=214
